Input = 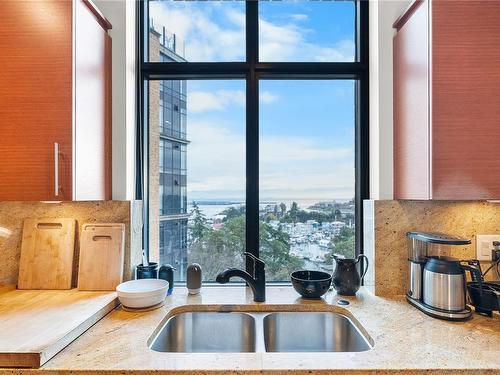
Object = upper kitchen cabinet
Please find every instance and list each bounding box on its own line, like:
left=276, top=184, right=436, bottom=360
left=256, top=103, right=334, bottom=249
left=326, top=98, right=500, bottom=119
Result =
left=393, top=0, right=500, bottom=200
left=0, top=0, right=112, bottom=201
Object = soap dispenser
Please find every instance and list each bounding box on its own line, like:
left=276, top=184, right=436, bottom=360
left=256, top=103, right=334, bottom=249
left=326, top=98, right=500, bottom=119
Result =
left=187, top=263, right=202, bottom=294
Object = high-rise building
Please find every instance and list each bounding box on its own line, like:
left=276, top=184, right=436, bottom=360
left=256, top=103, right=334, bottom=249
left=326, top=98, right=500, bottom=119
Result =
left=149, top=21, right=189, bottom=281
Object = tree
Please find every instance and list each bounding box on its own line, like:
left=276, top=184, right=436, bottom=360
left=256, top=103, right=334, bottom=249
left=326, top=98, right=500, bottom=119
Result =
left=187, top=209, right=303, bottom=281
left=326, top=226, right=356, bottom=262
left=334, top=209, right=342, bottom=221
left=336, top=226, right=355, bottom=243
left=331, top=235, right=355, bottom=259
left=279, top=202, right=286, bottom=217
left=221, top=206, right=245, bottom=222
left=188, top=216, right=245, bottom=280
left=281, top=207, right=334, bottom=224
left=189, top=202, right=207, bottom=242
left=289, top=201, right=299, bottom=223
left=264, top=213, right=277, bottom=222
left=259, top=220, right=303, bottom=280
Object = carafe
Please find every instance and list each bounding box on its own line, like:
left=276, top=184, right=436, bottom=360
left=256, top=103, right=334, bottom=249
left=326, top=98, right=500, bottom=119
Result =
left=332, top=255, right=369, bottom=295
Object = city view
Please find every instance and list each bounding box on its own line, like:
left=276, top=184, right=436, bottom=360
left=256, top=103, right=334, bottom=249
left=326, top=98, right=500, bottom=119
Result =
left=187, top=200, right=355, bottom=281
left=149, top=1, right=356, bottom=281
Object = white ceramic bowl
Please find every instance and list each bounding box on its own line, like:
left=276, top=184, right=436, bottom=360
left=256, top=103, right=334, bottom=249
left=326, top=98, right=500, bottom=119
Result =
left=116, top=279, right=168, bottom=309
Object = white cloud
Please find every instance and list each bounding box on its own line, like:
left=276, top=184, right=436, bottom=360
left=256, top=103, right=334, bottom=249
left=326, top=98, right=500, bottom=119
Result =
left=261, top=137, right=352, bottom=163
left=225, top=8, right=246, bottom=28
left=187, top=120, right=246, bottom=198
left=150, top=2, right=354, bottom=63
left=188, top=89, right=278, bottom=111
left=309, top=39, right=355, bottom=62
left=188, top=90, right=245, bottom=113
left=149, top=2, right=245, bottom=61
left=259, top=135, right=354, bottom=199
left=186, top=121, right=354, bottom=200
left=290, top=14, right=309, bottom=21
left=260, top=91, right=279, bottom=104
left=259, top=17, right=354, bottom=62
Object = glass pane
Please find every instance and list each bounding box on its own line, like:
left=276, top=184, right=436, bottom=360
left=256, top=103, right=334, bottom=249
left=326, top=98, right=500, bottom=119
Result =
left=259, top=80, right=356, bottom=281
left=259, top=1, right=356, bottom=62
left=148, top=0, right=246, bottom=62
left=149, top=80, right=246, bottom=281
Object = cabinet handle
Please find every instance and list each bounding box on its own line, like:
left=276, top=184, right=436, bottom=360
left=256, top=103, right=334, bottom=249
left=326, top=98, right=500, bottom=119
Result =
left=54, top=142, right=59, bottom=197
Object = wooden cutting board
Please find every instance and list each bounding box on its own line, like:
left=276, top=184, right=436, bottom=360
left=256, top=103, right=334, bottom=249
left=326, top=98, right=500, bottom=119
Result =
left=18, top=218, right=76, bottom=290
left=78, top=223, right=125, bottom=291
left=0, top=286, right=118, bottom=368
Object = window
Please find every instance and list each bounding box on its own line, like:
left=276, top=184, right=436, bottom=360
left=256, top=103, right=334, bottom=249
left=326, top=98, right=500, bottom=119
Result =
left=259, top=80, right=356, bottom=280
left=139, top=0, right=368, bottom=283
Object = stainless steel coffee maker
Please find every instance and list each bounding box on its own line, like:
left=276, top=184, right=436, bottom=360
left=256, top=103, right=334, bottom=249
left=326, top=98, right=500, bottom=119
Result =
left=406, top=232, right=472, bottom=320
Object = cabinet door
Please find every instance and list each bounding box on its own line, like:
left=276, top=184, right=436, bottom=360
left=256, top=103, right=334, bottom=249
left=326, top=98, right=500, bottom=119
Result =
left=0, top=1, right=72, bottom=200
left=393, top=0, right=430, bottom=200
left=431, top=1, right=500, bottom=200
left=74, top=0, right=112, bottom=200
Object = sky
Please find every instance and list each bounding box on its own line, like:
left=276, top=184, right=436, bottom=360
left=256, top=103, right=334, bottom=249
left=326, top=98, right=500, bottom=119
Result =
left=150, top=0, right=356, bottom=201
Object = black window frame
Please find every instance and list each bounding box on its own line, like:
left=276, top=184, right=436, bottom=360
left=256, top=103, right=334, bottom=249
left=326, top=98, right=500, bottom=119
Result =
left=136, top=0, right=369, bottom=279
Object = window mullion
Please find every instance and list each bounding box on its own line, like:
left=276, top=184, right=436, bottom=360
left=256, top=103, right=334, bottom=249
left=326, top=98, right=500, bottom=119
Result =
left=245, top=0, right=259, bottom=275
left=246, top=0, right=258, bottom=65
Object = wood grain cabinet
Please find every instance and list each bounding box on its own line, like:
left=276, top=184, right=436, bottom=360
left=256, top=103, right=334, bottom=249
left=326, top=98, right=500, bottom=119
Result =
left=393, top=0, right=500, bottom=200
left=0, top=0, right=112, bottom=201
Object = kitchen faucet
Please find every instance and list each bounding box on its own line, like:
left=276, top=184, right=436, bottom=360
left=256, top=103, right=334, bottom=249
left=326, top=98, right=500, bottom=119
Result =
left=215, top=252, right=266, bottom=302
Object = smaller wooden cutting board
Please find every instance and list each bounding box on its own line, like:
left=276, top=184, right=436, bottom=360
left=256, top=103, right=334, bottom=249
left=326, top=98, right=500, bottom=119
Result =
left=18, top=218, right=76, bottom=290
left=78, top=223, right=125, bottom=291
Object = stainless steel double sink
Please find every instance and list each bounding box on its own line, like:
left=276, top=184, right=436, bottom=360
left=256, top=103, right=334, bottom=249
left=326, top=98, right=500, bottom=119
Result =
left=148, top=307, right=373, bottom=353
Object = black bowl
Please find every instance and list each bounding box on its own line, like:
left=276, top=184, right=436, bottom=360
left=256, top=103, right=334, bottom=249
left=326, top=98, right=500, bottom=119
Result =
left=291, top=270, right=332, bottom=299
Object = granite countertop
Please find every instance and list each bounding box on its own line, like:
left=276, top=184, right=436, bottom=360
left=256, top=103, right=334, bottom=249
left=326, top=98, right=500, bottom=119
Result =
left=16, top=286, right=500, bottom=374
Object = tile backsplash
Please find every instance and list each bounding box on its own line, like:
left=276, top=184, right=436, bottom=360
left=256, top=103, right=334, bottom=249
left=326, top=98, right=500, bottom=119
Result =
left=364, top=200, right=500, bottom=296
left=0, top=201, right=142, bottom=286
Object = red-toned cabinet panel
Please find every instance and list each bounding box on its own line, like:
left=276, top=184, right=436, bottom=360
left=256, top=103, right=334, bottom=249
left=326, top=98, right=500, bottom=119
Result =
left=393, top=0, right=500, bottom=200
left=431, top=0, right=500, bottom=200
left=0, top=1, right=73, bottom=200
left=0, top=0, right=111, bottom=201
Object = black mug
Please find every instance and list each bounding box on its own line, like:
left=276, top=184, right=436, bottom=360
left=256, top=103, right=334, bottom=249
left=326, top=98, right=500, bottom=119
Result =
left=332, top=255, right=369, bottom=295
left=136, top=262, right=158, bottom=279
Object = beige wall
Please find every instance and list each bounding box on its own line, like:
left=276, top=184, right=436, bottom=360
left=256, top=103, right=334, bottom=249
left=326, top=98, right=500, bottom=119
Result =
left=364, top=200, right=500, bottom=296
left=0, top=201, right=142, bottom=286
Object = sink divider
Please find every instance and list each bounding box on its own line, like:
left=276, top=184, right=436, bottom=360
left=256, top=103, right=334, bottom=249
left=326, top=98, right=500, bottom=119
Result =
left=248, top=313, right=267, bottom=353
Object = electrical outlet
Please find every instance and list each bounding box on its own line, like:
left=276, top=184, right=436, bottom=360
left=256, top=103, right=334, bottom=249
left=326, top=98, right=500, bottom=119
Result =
left=476, top=235, right=500, bottom=261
